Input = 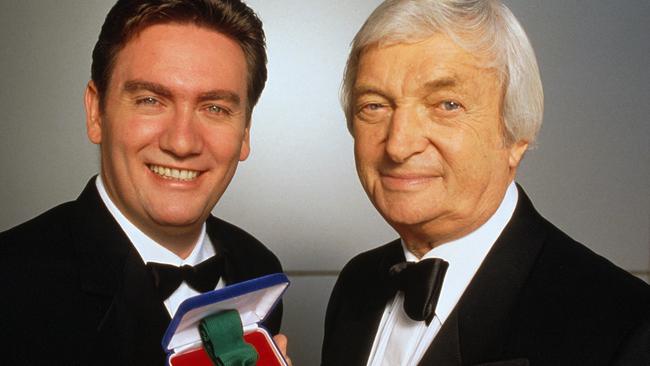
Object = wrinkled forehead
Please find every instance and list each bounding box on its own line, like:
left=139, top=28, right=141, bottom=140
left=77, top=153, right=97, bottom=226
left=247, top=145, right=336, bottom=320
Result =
left=372, top=28, right=503, bottom=70
left=355, top=32, right=504, bottom=91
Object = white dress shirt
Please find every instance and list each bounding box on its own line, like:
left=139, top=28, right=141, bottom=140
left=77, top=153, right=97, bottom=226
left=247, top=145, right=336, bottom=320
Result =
left=366, top=182, right=519, bottom=366
left=96, top=176, right=225, bottom=317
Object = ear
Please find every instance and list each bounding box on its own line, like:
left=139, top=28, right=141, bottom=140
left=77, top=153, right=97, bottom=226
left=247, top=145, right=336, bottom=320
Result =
left=84, top=81, right=103, bottom=145
left=508, top=139, right=529, bottom=169
left=239, top=127, right=251, bottom=161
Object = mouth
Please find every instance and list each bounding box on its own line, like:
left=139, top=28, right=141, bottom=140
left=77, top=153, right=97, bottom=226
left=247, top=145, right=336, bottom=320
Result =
left=380, top=172, right=440, bottom=190
left=147, top=164, right=200, bottom=181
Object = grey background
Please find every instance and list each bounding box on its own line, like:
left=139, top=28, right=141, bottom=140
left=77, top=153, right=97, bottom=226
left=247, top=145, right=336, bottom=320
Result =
left=1, top=1, right=648, bottom=365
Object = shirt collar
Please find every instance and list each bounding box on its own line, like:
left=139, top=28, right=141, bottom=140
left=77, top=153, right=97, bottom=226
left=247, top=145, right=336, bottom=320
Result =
left=95, top=175, right=213, bottom=266
left=401, top=181, right=519, bottom=323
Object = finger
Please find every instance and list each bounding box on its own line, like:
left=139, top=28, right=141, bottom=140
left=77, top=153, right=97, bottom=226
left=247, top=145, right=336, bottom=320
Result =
left=273, top=334, right=287, bottom=353
left=273, top=334, right=293, bottom=366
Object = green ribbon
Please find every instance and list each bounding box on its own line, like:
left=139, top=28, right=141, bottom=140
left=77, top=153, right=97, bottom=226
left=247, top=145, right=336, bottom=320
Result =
left=199, top=310, right=259, bottom=366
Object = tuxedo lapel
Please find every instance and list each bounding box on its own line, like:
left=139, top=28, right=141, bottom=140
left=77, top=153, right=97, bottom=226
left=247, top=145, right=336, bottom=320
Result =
left=323, top=240, right=405, bottom=365
left=418, top=186, right=544, bottom=365
left=419, top=310, right=462, bottom=365
left=204, top=217, right=271, bottom=285
left=418, top=312, right=527, bottom=366
left=94, top=248, right=170, bottom=364
left=352, top=242, right=405, bottom=361
left=70, top=179, right=170, bottom=364
left=205, top=220, right=239, bottom=284
left=73, top=179, right=131, bottom=299
left=203, top=215, right=286, bottom=335
left=346, top=265, right=395, bottom=365
left=333, top=289, right=390, bottom=366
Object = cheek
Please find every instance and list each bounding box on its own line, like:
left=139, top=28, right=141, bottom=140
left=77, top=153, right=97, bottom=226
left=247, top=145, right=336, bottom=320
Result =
left=104, top=115, right=163, bottom=150
left=353, top=138, right=377, bottom=185
left=354, top=124, right=385, bottom=157
left=429, top=125, right=496, bottom=183
left=426, top=126, right=469, bottom=166
left=354, top=137, right=377, bottom=172
left=205, top=129, right=246, bottom=162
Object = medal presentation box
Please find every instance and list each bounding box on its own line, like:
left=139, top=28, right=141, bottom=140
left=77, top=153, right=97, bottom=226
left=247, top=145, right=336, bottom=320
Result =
left=162, top=273, right=290, bottom=366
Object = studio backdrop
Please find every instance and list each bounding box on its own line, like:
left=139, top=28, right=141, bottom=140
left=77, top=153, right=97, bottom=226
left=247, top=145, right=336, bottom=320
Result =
left=1, top=1, right=648, bottom=364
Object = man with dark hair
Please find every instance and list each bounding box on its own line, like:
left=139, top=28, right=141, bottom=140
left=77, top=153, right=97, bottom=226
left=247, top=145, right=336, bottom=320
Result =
left=0, top=1, right=284, bottom=364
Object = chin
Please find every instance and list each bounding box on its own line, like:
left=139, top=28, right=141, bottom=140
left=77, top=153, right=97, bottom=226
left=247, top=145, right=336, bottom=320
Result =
left=386, top=213, right=433, bottom=227
left=150, top=207, right=205, bottom=228
left=373, top=192, right=439, bottom=223
left=378, top=204, right=437, bottom=227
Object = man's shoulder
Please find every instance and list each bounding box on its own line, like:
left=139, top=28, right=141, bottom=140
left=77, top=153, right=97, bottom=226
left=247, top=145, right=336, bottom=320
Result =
left=513, top=186, right=648, bottom=303
left=535, top=218, right=649, bottom=299
left=505, top=217, right=650, bottom=361
left=0, top=200, right=82, bottom=306
left=345, top=239, right=399, bottom=265
left=0, top=178, right=98, bottom=252
left=206, top=215, right=282, bottom=273
left=0, top=200, right=77, bottom=255
left=513, top=215, right=649, bottom=352
left=206, top=215, right=272, bottom=254
left=336, top=239, right=401, bottom=287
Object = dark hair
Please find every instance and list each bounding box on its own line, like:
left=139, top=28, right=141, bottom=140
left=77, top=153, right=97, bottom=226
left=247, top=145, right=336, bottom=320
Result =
left=91, top=0, right=267, bottom=118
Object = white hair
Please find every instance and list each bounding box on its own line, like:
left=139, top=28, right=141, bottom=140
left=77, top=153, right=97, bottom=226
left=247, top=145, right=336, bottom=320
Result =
left=342, top=0, right=544, bottom=146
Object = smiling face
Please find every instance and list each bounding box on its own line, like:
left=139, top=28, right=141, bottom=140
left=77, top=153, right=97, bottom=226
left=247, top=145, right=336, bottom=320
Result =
left=85, top=23, right=250, bottom=252
left=352, top=33, right=528, bottom=253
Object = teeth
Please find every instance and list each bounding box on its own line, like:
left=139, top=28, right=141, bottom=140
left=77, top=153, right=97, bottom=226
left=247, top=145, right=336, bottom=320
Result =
left=148, top=165, right=199, bottom=181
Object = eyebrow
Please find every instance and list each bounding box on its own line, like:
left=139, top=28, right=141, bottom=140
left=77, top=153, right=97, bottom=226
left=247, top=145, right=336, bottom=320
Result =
left=353, top=86, right=389, bottom=99
left=123, top=80, right=241, bottom=107
left=123, top=80, right=172, bottom=99
left=197, top=90, right=241, bottom=106
left=423, top=77, right=458, bottom=91
left=353, top=77, right=460, bottom=99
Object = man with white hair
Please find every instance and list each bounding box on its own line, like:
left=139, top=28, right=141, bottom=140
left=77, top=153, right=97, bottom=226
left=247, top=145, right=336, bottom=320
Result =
left=322, top=1, right=650, bottom=365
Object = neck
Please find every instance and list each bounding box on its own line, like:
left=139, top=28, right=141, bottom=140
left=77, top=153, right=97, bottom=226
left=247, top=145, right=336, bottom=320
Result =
left=399, top=224, right=480, bottom=258
left=396, top=208, right=498, bottom=258
left=95, top=175, right=205, bottom=260
left=397, top=182, right=513, bottom=258
left=143, top=225, right=201, bottom=259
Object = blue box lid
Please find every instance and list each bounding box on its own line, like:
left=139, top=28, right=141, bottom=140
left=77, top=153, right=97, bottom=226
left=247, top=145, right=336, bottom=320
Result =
left=162, top=273, right=290, bottom=353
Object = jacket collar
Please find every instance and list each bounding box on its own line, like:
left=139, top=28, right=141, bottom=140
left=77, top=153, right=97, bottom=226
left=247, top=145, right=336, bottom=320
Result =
left=70, top=177, right=170, bottom=363
left=419, top=184, right=545, bottom=365
left=340, top=240, right=406, bottom=365
left=71, top=177, right=132, bottom=297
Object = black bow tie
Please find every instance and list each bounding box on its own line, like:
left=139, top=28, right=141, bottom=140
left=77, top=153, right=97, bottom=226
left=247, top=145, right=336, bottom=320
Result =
left=389, top=258, right=449, bottom=325
left=146, top=255, right=224, bottom=300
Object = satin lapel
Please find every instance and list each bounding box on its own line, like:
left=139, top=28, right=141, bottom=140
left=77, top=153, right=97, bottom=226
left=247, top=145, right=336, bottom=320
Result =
left=70, top=179, right=131, bottom=363
left=205, top=218, right=238, bottom=283
left=94, top=248, right=170, bottom=364
left=204, top=216, right=286, bottom=335
left=419, top=186, right=544, bottom=365
left=106, top=249, right=171, bottom=365
left=363, top=241, right=406, bottom=361
left=70, top=178, right=169, bottom=364
left=419, top=310, right=462, bottom=365
left=204, top=216, right=272, bottom=284
left=341, top=240, right=406, bottom=365
left=73, top=179, right=131, bottom=298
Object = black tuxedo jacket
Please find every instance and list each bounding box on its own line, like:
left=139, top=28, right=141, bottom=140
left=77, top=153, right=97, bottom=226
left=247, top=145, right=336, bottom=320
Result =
left=0, top=178, right=283, bottom=365
left=322, top=186, right=650, bottom=366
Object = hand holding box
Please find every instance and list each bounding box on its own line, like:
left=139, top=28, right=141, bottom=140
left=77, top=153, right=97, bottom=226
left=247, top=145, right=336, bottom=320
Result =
left=163, top=274, right=290, bottom=366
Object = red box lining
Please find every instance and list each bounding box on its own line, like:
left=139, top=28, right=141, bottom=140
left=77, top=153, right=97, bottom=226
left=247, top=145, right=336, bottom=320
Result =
left=170, top=329, right=284, bottom=366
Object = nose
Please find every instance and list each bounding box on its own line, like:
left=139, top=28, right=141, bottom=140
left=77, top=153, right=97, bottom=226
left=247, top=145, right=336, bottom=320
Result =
left=385, top=106, right=428, bottom=163
left=159, top=106, right=203, bottom=158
